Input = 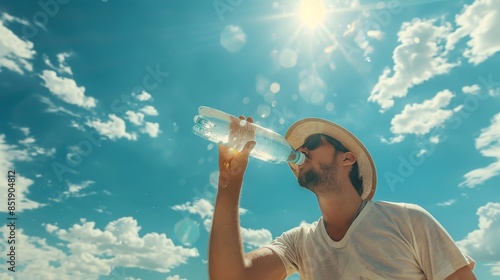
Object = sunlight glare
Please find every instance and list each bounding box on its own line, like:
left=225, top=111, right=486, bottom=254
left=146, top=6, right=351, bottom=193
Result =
left=299, top=0, right=326, bottom=28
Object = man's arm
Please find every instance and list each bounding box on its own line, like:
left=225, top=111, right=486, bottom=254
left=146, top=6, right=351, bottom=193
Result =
left=444, top=265, right=477, bottom=280
left=208, top=116, right=286, bottom=280
left=209, top=182, right=286, bottom=280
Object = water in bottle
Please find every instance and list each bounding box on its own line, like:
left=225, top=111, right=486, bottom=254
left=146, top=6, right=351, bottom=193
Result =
left=192, top=106, right=305, bottom=165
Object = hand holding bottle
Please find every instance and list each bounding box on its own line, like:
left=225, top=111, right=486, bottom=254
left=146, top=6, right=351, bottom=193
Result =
left=192, top=106, right=305, bottom=165
left=218, top=115, right=256, bottom=188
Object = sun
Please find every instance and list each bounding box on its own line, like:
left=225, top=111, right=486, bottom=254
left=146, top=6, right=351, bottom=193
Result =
left=298, top=0, right=326, bottom=28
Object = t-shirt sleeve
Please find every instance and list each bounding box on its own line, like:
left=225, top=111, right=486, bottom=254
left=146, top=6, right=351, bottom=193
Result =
left=405, top=203, right=475, bottom=280
left=263, top=227, right=300, bottom=277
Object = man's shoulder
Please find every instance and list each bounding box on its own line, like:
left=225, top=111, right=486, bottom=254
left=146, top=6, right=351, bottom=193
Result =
left=371, top=200, right=427, bottom=213
left=371, top=200, right=430, bottom=217
left=283, top=217, right=322, bottom=237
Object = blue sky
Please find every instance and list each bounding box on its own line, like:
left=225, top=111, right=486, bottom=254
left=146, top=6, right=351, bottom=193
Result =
left=0, top=0, right=499, bottom=279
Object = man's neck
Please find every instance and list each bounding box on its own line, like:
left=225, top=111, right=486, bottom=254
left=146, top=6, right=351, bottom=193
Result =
left=316, top=186, right=364, bottom=241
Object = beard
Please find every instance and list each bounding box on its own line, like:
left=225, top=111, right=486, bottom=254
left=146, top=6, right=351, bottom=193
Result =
left=298, top=161, right=338, bottom=194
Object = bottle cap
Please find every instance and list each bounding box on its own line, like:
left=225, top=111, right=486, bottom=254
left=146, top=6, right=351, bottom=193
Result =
left=295, top=151, right=305, bottom=165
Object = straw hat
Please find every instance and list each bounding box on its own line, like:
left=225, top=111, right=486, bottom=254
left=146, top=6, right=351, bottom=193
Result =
left=285, top=118, right=377, bottom=200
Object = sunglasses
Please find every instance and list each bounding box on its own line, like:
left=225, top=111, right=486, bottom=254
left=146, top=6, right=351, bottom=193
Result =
left=298, top=134, right=349, bottom=152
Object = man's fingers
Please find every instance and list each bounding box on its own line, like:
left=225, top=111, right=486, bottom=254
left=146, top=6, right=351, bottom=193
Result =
left=240, top=141, right=256, bottom=158
left=224, top=141, right=255, bottom=175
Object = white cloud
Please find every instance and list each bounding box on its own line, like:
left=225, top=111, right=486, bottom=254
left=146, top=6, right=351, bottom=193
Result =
left=0, top=134, right=45, bottom=213
left=389, top=90, right=455, bottom=136
left=142, top=122, right=161, bottom=138
left=460, top=113, right=500, bottom=188
left=172, top=198, right=263, bottom=249
left=46, top=224, right=59, bottom=233
left=491, top=262, right=500, bottom=276
left=369, top=20, right=458, bottom=111
left=457, top=202, right=500, bottom=275
left=171, top=199, right=214, bottom=219
left=135, top=91, right=152, bottom=101
left=241, top=227, right=273, bottom=249
left=166, top=276, right=187, bottom=280
left=0, top=217, right=199, bottom=279
left=15, top=130, right=56, bottom=158
left=429, top=135, right=440, bottom=144
left=201, top=218, right=272, bottom=250
left=447, top=0, right=500, bottom=65
left=43, top=52, right=73, bottom=75
left=380, top=134, right=405, bottom=145
left=437, top=199, right=456, bottom=206
left=38, top=96, right=81, bottom=117
left=125, top=111, right=145, bottom=126
left=19, top=137, right=35, bottom=145
left=0, top=13, right=35, bottom=74
left=0, top=228, right=67, bottom=279
left=51, top=180, right=96, bottom=203
left=220, top=25, right=246, bottom=53
left=57, top=52, right=73, bottom=75
left=140, top=105, right=159, bottom=116
left=462, top=84, right=480, bottom=95
left=87, top=114, right=137, bottom=141
left=354, top=30, right=374, bottom=56
left=18, top=127, right=30, bottom=136
left=366, top=30, right=384, bottom=40
left=1, top=13, right=29, bottom=25
left=40, top=70, right=97, bottom=109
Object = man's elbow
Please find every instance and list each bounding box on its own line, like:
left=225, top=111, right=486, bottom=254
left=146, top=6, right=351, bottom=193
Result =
left=444, top=265, right=477, bottom=280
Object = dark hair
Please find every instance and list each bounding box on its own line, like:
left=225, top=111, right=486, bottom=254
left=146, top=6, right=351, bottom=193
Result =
left=321, top=135, right=364, bottom=196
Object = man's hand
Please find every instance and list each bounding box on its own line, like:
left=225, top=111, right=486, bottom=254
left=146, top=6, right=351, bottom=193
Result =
left=218, top=115, right=256, bottom=188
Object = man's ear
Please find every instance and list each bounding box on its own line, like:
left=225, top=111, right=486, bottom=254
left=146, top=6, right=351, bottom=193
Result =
left=341, top=152, right=356, bottom=167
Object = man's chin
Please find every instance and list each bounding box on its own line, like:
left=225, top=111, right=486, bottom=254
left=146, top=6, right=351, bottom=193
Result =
left=298, top=171, right=316, bottom=189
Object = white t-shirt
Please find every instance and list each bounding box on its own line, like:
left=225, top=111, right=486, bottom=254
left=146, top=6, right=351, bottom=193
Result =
left=265, top=201, right=475, bottom=280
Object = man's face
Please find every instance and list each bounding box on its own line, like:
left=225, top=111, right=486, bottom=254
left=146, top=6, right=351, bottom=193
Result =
left=296, top=135, right=341, bottom=192
left=298, top=160, right=337, bottom=190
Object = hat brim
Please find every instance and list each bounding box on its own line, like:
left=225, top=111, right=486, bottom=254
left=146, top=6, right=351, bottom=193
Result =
left=285, top=118, right=377, bottom=200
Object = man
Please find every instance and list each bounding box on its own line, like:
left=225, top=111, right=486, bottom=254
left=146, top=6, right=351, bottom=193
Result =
left=209, top=116, right=476, bottom=280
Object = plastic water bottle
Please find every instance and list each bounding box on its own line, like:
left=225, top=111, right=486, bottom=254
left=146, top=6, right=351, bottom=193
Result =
left=192, top=106, right=305, bottom=165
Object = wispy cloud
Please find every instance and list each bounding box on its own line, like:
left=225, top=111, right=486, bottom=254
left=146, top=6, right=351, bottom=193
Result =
left=43, top=52, right=73, bottom=75
left=437, top=199, right=456, bottom=206
left=369, top=19, right=458, bottom=111
left=0, top=135, right=45, bottom=212
left=86, top=114, right=137, bottom=141
left=446, top=0, right=500, bottom=65
left=460, top=113, right=500, bottom=188
left=0, top=12, right=35, bottom=74
left=50, top=180, right=97, bottom=203
left=38, top=95, right=81, bottom=117
left=40, top=70, right=97, bottom=109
